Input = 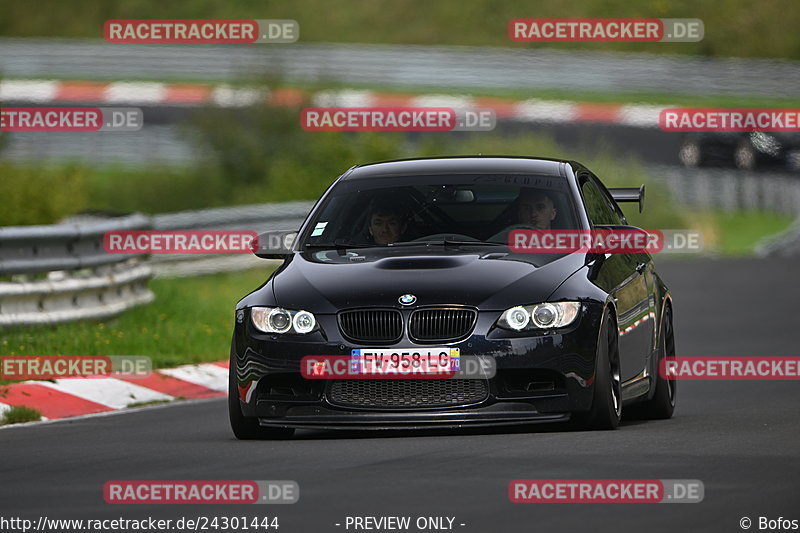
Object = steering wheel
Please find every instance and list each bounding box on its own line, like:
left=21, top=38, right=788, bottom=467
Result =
left=487, top=224, right=538, bottom=243
left=412, top=233, right=480, bottom=242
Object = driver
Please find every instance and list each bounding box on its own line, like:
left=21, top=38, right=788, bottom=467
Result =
left=517, top=188, right=557, bottom=230
left=366, top=195, right=411, bottom=245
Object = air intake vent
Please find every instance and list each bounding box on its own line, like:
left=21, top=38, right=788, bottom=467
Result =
left=409, top=308, right=477, bottom=342
left=338, top=309, right=403, bottom=344
left=328, top=379, right=489, bottom=408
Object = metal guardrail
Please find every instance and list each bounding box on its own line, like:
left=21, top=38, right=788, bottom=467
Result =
left=0, top=203, right=313, bottom=325
left=649, top=165, right=800, bottom=257
left=755, top=217, right=800, bottom=257
left=0, top=263, right=155, bottom=326
left=648, top=165, right=800, bottom=215
left=2, top=39, right=799, bottom=98
left=0, top=214, right=151, bottom=275
left=149, top=200, right=313, bottom=278
left=0, top=214, right=154, bottom=326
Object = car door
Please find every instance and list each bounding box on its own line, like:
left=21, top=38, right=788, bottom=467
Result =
left=578, top=173, right=655, bottom=384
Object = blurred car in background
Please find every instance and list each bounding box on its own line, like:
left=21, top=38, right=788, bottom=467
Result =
left=679, top=132, right=800, bottom=171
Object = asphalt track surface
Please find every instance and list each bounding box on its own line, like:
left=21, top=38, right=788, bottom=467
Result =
left=1, top=257, right=799, bottom=532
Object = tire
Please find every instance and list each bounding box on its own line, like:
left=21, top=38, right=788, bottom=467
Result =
left=678, top=139, right=704, bottom=167
left=734, top=141, right=757, bottom=170
left=637, top=305, right=676, bottom=419
left=228, top=340, right=295, bottom=440
left=573, top=308, right=622, bottom=430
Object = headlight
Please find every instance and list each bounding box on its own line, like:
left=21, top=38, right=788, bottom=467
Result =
left=292, top=310, right=316, bottom=334
left=532, top=303, right=557, bottom=328
left=505, top=306, right=530, bottom=330
left=251, top=307, right=318, bottom=334
left=497, top=302, right=580, bottom=331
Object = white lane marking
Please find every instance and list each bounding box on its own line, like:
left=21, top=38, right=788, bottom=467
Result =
left=0, top=78, right=669, bottom=129
left=312, top=89, right=375, bottom=107
left=0, top=79, right=58, bottom=102
left=104, top=82, right=167, bottom=104
left=35, top=378, right=174, bottom=409
left=158, top=363, right=228, bottom=392
left=211, top=84, right=264, bottom=107
left=513, top=99, right=577, bottom=122
left=618, top=104, right=665, bottom=128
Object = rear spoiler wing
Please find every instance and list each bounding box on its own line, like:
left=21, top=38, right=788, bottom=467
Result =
left=609, top=185, right=645, bottom=213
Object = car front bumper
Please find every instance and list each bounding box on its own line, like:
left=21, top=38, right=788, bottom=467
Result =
left=231, top=303, right=604, bottom=429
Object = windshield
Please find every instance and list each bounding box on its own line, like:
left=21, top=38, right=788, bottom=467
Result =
left=300, top=173, right=580, bottom=249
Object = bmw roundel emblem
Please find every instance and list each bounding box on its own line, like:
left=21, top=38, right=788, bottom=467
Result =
left=399, top=294, right=417, bottom=305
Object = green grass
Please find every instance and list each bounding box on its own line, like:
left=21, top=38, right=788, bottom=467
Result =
left=0, top=405, right=42, bottom=425
left=0, top=268, right=276, bottom=370
left=1, top=0, right=799, bottom=60
left=0, top=162, right=90, bottom=226
left=696, top=210, right=796, bottom=256
left=127, top=399, right=174, bottom=408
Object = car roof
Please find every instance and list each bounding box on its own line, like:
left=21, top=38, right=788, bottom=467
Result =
left=343, top=156, right=572, bottom=180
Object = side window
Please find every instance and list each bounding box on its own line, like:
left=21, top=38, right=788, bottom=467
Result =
left=580, top=177, right=623, bottom=226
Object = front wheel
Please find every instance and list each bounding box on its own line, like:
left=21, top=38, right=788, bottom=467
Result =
left=573, top=308, right=621, bottom=430
left=678, top=139, right=704, bottom=167
left=228, top=340, right=295, bottom=440
left=734, top=141, right=757, bottom=170
left=636, top=306, right=676, bottom=419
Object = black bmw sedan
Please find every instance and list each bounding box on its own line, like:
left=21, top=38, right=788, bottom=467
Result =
left=229, top=156, right=676, bottom=438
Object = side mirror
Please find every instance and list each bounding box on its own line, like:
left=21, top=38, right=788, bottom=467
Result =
left=590, top=225, right=653, bottom=256
left=252, top=230, right=297, bottom=259
left=609, top=185, right=645, bottom=213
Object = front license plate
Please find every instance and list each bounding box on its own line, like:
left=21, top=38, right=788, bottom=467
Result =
left=351, top=348, right=460, bottom=375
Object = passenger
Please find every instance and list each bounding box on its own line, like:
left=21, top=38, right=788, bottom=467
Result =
left=365, top=195, right=411, bottom=245
left=517, top=188, right=558, bottom=230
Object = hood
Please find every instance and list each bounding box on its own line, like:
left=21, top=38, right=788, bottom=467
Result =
left=243, top=247, right=586, bottom=313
